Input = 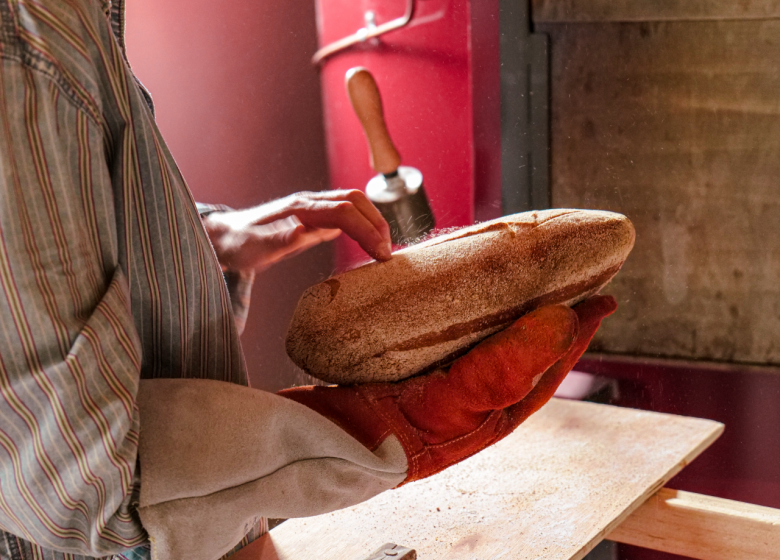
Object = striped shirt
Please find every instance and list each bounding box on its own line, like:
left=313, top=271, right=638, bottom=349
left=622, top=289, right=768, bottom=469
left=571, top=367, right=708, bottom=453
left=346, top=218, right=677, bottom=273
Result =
left=0, top=0, right=263, bottom=558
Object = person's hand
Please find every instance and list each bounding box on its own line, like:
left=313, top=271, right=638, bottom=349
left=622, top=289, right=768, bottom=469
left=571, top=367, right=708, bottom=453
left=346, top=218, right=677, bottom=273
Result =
left=202, top=190, right=392, bottom=272
left=279, top=295, right=617, bottom=484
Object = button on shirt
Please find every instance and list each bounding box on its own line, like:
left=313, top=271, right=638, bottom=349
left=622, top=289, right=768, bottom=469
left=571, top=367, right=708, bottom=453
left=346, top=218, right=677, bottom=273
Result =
left=0, top=0, right=262, bottom=558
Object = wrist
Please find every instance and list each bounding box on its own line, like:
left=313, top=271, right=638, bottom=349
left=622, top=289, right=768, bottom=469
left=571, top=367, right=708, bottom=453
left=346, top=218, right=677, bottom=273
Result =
left=202, top=212, right=237, bottom=270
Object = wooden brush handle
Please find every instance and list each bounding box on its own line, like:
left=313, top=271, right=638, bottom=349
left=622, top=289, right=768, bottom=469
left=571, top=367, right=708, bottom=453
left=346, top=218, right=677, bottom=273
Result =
left=346, top=67, right=402, bottom=175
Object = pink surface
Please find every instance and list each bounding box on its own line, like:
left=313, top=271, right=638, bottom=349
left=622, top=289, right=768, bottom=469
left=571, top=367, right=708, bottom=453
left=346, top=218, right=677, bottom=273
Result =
left=125, top=0, right=332, bottom=391
left=125, top=1, right=328, bottom=209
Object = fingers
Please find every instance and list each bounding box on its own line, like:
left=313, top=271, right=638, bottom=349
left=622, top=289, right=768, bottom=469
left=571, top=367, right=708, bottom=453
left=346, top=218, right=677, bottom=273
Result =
left=327, top=190, right=392, bottom=247
left=251, top=219, right=341, bottom=267
left=305, top=202, right=390, bottom=260
left=251, top=191, right=393, bottom=261
left=208, top=216, right=339, bottom=272
left=265, top=223, right=341, bottom=264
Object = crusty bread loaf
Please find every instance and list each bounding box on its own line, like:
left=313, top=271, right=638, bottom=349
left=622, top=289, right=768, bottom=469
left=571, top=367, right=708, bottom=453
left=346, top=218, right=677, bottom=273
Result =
left=286, top=209, right=635, bottom=384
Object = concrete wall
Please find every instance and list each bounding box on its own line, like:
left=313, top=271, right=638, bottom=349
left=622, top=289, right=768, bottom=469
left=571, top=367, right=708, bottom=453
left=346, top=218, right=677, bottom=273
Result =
left=537, top=13, right=780, bottom=365
left=125, top=1, right=330, bottom=391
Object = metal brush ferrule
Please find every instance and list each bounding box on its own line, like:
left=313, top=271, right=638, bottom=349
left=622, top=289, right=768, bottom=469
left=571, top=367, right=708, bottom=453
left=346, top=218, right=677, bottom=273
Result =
left=366, top=166, right=434, bottom=244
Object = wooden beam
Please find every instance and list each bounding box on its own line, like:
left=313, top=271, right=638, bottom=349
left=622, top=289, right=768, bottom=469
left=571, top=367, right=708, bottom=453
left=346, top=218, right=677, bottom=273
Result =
left=532, top=0, right=780, bottom=23
left=608, top=488, right=780, bottom=560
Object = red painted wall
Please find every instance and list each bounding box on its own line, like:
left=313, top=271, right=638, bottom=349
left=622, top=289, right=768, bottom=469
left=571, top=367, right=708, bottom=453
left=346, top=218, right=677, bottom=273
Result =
left=315, top=0, right=502, bottom=269
left=125, top=0, right=331, bottom=391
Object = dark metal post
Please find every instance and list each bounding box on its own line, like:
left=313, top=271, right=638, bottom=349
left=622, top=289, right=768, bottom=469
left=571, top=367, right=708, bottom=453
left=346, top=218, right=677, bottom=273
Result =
left=499, top=0, right=550, bottom=213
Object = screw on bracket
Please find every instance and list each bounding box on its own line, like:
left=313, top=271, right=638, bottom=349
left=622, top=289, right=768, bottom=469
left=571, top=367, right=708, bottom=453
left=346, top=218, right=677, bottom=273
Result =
left=361, top=542, right=417, bottom=560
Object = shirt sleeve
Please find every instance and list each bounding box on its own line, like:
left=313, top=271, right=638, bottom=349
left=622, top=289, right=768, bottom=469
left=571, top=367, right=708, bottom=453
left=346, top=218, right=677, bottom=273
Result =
left=0, top=57, right=147, bottom=555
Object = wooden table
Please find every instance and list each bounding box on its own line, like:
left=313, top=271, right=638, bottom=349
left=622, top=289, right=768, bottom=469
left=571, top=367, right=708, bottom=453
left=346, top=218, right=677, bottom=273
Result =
left=234, top=399, right=780, bottom=560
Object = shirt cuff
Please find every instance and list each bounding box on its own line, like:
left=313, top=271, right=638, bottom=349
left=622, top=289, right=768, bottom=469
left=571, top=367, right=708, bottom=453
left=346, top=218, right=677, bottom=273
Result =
left=195, top=202, right=232, bottom=218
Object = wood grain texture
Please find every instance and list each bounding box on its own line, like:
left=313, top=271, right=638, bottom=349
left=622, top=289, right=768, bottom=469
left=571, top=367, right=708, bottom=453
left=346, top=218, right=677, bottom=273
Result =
left=235, top=399, right=722, bottom=560
left=345, top=68, right=402, bottom=174
left=608, top=487, right=780, bottom=559
left=532, top=0, right=780, bottom=22
left=540, top=19, right=780, bottom=365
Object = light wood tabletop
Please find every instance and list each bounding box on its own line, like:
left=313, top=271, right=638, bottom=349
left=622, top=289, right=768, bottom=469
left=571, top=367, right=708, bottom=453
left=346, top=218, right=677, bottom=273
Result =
left=234, top=398, right=725, bottom=560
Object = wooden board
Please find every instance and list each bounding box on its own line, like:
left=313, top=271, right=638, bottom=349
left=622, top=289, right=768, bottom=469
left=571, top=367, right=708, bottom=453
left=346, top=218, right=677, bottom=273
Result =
left=608, top=487, right=780, bottom=559
left=235, top=399, right=723, bottom=560
left=532, top=0, right=780, bottom=23
left=539, top=19, right=780, bottom=366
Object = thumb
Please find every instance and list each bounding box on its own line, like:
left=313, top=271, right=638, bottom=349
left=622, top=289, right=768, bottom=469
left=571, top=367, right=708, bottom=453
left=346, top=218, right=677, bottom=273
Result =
left=398, top=305, right=578, bottom=438
left=448, top=304, right=579, bottom=412
left=506, top=295, right=618, bottom=423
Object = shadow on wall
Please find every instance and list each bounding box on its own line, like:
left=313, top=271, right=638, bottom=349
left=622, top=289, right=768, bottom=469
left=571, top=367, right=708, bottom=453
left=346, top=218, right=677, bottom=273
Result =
left=125, top=0, right=332, bottom=391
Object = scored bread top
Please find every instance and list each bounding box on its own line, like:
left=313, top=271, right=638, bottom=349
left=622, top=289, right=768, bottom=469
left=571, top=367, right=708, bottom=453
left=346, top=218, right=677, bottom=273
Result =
left=286, top=209, right=635, bottom=384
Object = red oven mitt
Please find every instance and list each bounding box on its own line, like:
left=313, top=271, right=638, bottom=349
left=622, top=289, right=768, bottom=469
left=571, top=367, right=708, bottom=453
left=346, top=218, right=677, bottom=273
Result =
left=278, top=295, right=616, bottom=484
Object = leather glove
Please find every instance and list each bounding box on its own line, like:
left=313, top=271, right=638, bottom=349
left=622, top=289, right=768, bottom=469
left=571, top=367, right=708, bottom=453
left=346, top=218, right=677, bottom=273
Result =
left=279, top=295, right=617, bottom=484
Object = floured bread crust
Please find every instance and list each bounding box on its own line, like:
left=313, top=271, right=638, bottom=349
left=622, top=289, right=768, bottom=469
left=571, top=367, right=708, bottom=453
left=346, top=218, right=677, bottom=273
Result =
left=286, top=209, right=635, bottom=384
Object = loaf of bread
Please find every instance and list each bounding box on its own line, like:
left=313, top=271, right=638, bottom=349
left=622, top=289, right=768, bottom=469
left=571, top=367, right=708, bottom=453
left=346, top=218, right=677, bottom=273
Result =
left=286, top=209, right=635, bottom=384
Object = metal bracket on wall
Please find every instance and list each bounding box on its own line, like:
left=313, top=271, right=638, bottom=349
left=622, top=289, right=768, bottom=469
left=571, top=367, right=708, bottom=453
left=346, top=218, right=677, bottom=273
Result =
left=500, top=0, right=550, bottom=213
left=312, top=0, right=416, bottom=65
